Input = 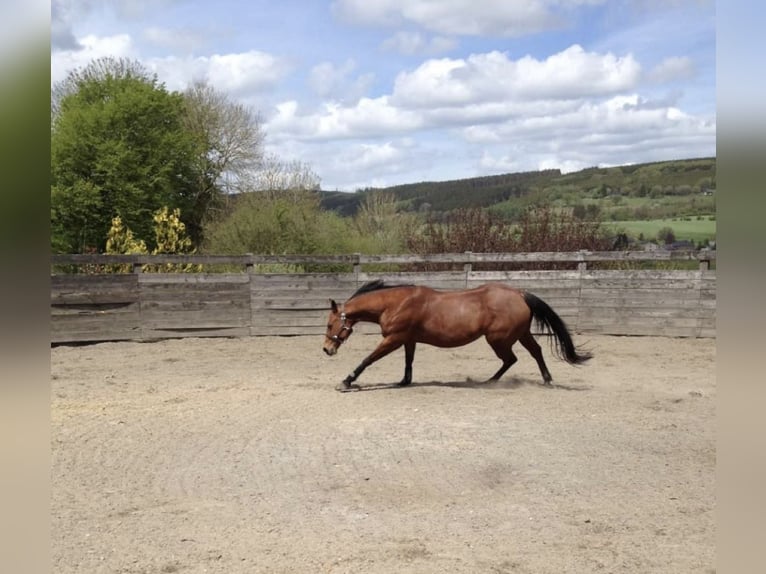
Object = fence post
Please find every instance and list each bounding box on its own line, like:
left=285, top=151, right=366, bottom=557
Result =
left=464, top=251, right=472, bottom=288
left=353, top=253, right=361, bottom=285
left=245, top=253, right=254, bottom=274
left=132, top=261, right=143, bottom=274
left=575, top=250, right=587, bottom=332
left=577, top=250, right=587, bottom=271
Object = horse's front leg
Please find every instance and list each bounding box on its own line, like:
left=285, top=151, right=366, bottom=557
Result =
left=339, top=336, right=404, bottom=391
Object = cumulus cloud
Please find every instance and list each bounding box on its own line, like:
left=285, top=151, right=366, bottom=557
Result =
left=333, top=0, right=607, bottom=36
left=268, top=96, right=423, bottom=141
left=264, top=43, right=712, bottom=161
left=466, top=94, right=715, bottom=161
left=392, top=46, right=641, bottom=107
left=147, top=50, right=288, bottom=94
left=51, top=33, right=287, bottom=96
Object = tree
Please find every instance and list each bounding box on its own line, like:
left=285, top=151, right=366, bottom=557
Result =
left=657, top=226, right=676, bottom=245
left=247, top=154, right=320, bottom=200
left=181, top=80, right=266, bottom=239
left=353, top=192, right=416, bottom=252
left=51, top=57, right=200, bottom=252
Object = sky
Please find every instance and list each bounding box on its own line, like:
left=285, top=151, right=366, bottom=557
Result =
left=50, top=0, right=716, bottom=192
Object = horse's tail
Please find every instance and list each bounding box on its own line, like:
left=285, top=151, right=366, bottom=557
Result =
left=522, top=291, right=592, bottom=365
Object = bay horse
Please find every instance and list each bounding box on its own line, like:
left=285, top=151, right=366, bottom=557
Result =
left=323, top=280, right=591, bottom=392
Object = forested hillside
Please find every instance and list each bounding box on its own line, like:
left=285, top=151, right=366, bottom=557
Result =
left=320, top=157, right=716, bottom=219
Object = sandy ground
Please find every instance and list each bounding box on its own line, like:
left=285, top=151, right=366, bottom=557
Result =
left=51, top=332, right=715, bottom=574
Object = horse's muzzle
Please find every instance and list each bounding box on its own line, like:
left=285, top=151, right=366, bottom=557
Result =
left=323, top=346, right=336, bottom=356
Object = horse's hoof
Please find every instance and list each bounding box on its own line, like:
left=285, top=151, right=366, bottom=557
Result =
left=336, top=383, right=359, bottom=392
left=397, top=380, right=412, bottom=387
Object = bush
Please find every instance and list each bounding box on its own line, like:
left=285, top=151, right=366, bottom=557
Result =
left=407, top=206, right=612, bottom=270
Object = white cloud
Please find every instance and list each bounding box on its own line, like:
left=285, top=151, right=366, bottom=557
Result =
left=51, top=32, right=288, bottom=98
left=264, top=44, right=711, bottom=165
left=391, top=46, right=641, bottom=108
left=267, top=97, right=423, bottom=141
left=147, top=50, right=288, bottom=94
left=466, top=94, right=714, bottom=159
left=51, top=34, right=135, bottom=84
left=345, top=141, right=404, bottom=171
left=333, top=0, right=607, bottom=36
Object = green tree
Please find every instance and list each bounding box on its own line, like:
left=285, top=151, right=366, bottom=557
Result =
left=51, top=57, right=200, bottom=252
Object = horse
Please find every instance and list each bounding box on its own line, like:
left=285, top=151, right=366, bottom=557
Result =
left=323, top=279, right=591, bottom=392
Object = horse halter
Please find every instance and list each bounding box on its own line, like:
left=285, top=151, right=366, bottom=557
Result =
left=328, top=311, right=353, bottom=345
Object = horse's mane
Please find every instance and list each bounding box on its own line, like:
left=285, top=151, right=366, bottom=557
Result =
left=349, top=279, right=413, bottom=300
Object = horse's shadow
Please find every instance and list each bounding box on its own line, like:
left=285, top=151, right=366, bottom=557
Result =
left=344, top=377, right=591, bottom=393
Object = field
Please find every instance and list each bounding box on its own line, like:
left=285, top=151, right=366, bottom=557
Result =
left=606, top=216, right=716, bottom=243
left=51, top=333, right=715, bottom=573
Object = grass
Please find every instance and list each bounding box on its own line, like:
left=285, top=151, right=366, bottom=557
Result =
left=605, top=215, right=716, bottom=243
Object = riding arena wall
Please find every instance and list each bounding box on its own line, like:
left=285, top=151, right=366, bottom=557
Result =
left=50, top=251, right=716, bottom=344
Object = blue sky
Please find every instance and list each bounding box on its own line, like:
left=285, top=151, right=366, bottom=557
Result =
left=51, top=0, right=716, bottom=191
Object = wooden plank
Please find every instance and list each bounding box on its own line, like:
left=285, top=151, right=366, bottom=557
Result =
left=579, top=307, right=710, bottom=320
left=139, top=273, right=251, bottom=333
left=252, top=298, right=339, bottom=311
left=50, top=273, right=141, bottom=342
left=357, top=271, right=466, bottom=286
left=469, top=270, right=582, bottom=282
left=51, top=274, right=139, bottom=305
left=52, top=250, right=716, bottom=268
left=581, top=291, right=705, bottom=305
left=51, top=311, right=140, bottom=343
left=250, top=273, right=357, bottom=289
left=138, top=273, right=249, bottom=284
left=142, top=326, right=250, bottom=340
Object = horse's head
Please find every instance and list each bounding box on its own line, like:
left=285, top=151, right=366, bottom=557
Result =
left=323, top=299, right=354, bottom=356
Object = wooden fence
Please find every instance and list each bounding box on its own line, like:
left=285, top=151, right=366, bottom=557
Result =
left=51, top=250, right=716, bottom=343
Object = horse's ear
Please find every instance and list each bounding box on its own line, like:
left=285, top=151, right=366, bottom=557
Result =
left=329, top=299, right=338, bottom=313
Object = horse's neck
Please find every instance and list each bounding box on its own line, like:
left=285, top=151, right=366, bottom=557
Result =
left=345, top=291, right=400, bottom=323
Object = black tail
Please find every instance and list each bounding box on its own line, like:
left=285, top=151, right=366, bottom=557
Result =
left=523, top=291, right=592, bottom=365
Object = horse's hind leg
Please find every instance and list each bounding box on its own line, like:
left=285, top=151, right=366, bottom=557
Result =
left=519, top=332, right=553, bottom=385
left=399, top=341, right=415, bottom=386
left=486, top=336, right=518, bottom=382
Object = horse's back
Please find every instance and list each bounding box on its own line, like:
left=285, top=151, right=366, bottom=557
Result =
left=394, top=283, right=529, bottom=346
